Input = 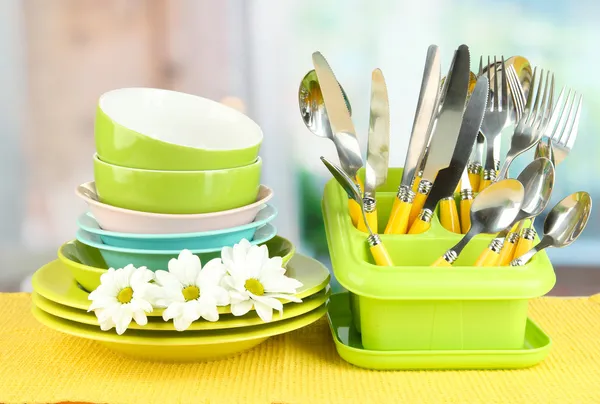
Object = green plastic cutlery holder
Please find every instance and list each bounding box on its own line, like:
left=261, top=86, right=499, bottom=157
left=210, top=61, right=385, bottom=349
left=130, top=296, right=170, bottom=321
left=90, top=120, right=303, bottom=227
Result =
left=322, top=168, right=556, bottom=352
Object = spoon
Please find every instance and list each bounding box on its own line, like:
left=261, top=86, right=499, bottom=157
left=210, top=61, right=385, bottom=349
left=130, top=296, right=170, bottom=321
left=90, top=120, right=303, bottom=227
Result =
left=511, top=192, right=592, bottom=266
left=432, top=179, right=524, bottom=267
left=77, top=184, right=99, bottom=202
left=474, top=157, right=555, bottom=266
left=299, top=70, right=364, bottom=226
left=320, top=156, right=393, bottom=266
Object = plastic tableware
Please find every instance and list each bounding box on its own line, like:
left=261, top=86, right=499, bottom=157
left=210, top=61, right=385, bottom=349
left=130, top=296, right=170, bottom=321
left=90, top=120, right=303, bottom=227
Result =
left=322, top=167, right=555, bottom=351
left=93, top=154, right=262, bottom=214
left=327, top=293, right=551, bottom=370
left=76, top=204, right=277, bottom=250
left=37, top=253, right=331, bottom=315
left=32, top=302, right=327, bottom=362
left=75, top=224, right=277, bottom=271
left=95, top=87, right=263, bottom=171
left=32, top=286, right=330, bottom=332
left=76, top=182, right=274, bottom=234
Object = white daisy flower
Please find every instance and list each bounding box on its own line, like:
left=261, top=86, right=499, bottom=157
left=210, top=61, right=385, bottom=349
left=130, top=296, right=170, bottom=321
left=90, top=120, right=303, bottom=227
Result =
left=87, top=264, right=155, bottom=335
left=221, top=239, right=303, bottom=322
left=151, top=250, right=230, bottom=331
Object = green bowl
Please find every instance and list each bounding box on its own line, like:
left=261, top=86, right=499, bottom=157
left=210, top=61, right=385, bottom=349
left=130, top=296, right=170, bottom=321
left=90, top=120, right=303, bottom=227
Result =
left=95, top=88, right=263, bottom=171
left=93, top=154, right=262, bottom=214
left=58, top=236, right=296, bottom=292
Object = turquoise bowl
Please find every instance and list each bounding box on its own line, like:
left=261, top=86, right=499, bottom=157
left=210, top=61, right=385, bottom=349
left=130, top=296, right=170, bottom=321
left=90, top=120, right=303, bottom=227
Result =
left=76, top=204, right=277, bottom=250
left=75, top=224, right=277, bottom=271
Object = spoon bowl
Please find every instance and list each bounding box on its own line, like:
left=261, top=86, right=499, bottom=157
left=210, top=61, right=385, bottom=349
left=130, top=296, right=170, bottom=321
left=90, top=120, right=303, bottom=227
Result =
left=516, top=157, right=555, bottom=220
left=470, top=179, right=525, bottom=234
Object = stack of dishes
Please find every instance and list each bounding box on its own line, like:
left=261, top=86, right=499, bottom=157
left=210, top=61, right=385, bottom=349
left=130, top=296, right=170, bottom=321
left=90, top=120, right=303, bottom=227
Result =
left=30, top=88, right=330, bottom=362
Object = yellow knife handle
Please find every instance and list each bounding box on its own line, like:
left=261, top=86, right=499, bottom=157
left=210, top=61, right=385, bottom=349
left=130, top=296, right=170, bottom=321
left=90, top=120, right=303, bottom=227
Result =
left=369, top=242, right=394, bottom=266
left=412, top=174, right=422, bottom=194
left=474, top=246, right=500, bottom=267
left=357, top=207, right=378, bottom=234
left=408, top=215, right=432, bottom=234
left=514, top=233, right=535, bottom=262
left=498, top=237, right=518, bottom=266
left=479, top=178, right=493, bottom=192
left=431, top=255, right=453, bottom=267
left=454, top=180, right=462, bottom=194
left=468, top=172, right=481, bottom=192
left=384, top=199, right=412, bottom=234
left=348, top=176, right=365, bottom=227
left=439, top=198, right=461, bottom=234
left=408, top=191, right=428, bottom=226
left=459, top=198, right=473, bottom=234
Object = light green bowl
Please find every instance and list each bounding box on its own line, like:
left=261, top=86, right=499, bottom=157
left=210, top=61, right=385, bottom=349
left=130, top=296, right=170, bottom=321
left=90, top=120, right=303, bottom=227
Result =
left=93, top=154, right=262, bottom=214
left=95, top=88, right=263, bottom=171
left=58, top=236, right=296, bottom=292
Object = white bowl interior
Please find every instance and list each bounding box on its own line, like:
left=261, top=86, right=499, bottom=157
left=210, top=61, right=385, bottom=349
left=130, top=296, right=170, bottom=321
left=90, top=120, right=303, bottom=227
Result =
left=98, top=88, right=263, bottom=150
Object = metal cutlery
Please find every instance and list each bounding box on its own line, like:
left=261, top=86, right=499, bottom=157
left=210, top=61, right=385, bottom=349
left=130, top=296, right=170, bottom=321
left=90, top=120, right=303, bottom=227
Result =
left=409, top=75, right=489, bottom=235
left=311, top=52, right=365, bottom=226
left=474, top=157, right=555, bottom=266
left=407, top=44, right=471, bottom=227
left=432, top=179, right=524, bottom=266
left=385, top=45, right=441, bottom=234
left=511, top=192, right=592, bottom=266
left=357, top=69, right=391, bottom=233
left=459, top=167, right=474, bottom=232
left=497, top=67, right=555, bottom=180
left=321, top=156, right=393, bottom=266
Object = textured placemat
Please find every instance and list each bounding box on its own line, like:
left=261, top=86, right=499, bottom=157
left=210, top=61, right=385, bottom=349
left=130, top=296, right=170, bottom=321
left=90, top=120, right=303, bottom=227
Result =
left=1, top=292, right=600, bottom=404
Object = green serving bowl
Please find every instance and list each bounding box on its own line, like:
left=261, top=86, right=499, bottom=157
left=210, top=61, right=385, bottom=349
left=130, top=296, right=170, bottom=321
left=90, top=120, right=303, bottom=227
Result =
left=95, top=88, right=263, bottom=171
left=58, top=236, right=296, bottom=292
left=93, top=154, right=262, bottom=214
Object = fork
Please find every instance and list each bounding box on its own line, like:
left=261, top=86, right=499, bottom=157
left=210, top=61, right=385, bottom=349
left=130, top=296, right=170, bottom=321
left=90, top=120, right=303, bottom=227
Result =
left=478, top=56, right=510, bottom=191
left=513, top=87, right=583, bottom=259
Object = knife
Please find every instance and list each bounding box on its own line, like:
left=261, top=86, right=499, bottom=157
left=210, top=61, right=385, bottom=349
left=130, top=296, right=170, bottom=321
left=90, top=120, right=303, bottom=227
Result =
left=459, top=166, right=474, bottom=233
left=407, top=44, right=471, bottom=228
left=384, top=45, right=441, bottom=235
left=357, top=69, right=390, bottom=234
left=409, top=75, right=488, bottom=234
left=467, top=132, right=484, bottom=191
left=312, top=52, right=365, bottom=226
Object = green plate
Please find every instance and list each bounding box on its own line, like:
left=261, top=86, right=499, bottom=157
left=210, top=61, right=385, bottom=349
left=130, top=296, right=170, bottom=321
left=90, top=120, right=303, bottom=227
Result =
left=327, top=293, right=552, bottom=370
left=32, top=286, right=330, bottom=331
left=33, top=253, right=330, bottom=316
left=32, top=302, right=327, bottom=362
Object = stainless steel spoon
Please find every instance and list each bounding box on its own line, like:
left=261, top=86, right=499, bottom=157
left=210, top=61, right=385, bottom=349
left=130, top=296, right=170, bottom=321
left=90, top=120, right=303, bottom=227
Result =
left=511, top=192, right=592, bottom=266
left=320, top=156, right=393, bottom=266
left=433, top=179, right=524, bottom=266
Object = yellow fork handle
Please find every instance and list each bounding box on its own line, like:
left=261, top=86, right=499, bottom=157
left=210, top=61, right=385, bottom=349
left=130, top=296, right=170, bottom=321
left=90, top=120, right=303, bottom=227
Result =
left=474, top=247, right=500, bottom=267
left=408, top=216, right=432, bottom=234
left=479, top=178, right=493, bottom=192
left=514, top=236, right=534, bottom=261
left=384, top=199, right=412, bottom=234
left=498, top=238, right=518, bottom=266
left=357, top=208, right=378, bottom=234
left=370, top=242, right=394, bottom=266
left=439, top=198, right=461, bottom=234
left=460, top=198, right=473, bottom=234
left=412, top=175, right=422, bottom=194
left=468, top=172, right=481, bottom=193
left=409, top=191, right=428, bottom=227
left=432, top=255, right=452, bottom=267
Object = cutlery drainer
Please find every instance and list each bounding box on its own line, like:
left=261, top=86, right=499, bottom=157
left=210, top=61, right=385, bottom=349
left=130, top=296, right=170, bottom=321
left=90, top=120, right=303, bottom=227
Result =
left=322, top=168, right=555, bottom=351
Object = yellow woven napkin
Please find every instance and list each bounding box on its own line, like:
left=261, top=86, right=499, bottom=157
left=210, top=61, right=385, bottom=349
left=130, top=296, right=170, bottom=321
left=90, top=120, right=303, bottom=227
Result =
left=1, top=292, right=600, bottom=404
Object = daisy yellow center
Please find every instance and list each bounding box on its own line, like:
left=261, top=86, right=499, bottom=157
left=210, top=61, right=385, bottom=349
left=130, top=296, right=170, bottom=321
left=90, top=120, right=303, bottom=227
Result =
left=182, top=285, right=200, bottom=301
left=117, top=287, right=133, bottom=304
left=244, top=278, right=265, bottom=296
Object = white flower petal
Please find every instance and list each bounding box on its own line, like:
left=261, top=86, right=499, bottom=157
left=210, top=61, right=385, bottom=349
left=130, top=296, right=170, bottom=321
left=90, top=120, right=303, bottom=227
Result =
left=198, top=258, right=226, bottom=286
left=230, top=299, right=253, bottom=317
left=253, top=300, right=274, bottom=322
left=182, top=300, right=201, bottom=323
left=114, top=307, right=133, bottom=335
left=173, top=316, right=192, bottom=332
left=261, top=274, right=303, bottom=294
left=210, top=286, right=231, bottom=306
left=200, top=303, right=219, bottom=322
left=130, top=266, right=154, bottom=288
left=163, top=302, right=184, bottom=321
left=132, top=310, right=148, bottom=326
left=250, top=293, right=284, bottom=312
left=264, top=293, right=303, bottom=303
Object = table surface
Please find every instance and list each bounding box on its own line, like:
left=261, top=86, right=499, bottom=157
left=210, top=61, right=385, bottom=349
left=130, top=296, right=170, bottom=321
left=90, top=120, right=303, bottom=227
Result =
left=1, top=292, right=600, bottom=404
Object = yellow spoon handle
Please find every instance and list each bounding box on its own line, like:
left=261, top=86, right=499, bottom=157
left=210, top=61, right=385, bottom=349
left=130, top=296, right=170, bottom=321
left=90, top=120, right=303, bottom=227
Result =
left=439, top=198, right=461, bottom=234
left=479, top=178, right=493, bottom=192
left=474, top=246, right=500, bottom=267
left=468, top=172, right=481, bottom=192
left=357, top=207, right=378, bottom=234
left=514, top=230, right=535, bottom=261
left=459, top=198, right=473, bottom=234
left=407, top=215, right=432, bottom=234
left=498, top=237, right=518, bottom=266
left=369, top=240, right=394, bottom=266
left=384, top=199, right=412, bottom=234
left=431, top=255, right=453, bottom=267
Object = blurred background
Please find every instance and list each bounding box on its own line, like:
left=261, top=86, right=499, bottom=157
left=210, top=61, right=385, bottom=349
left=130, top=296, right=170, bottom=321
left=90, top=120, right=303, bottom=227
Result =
left=0, top=0, right=598, bottom=293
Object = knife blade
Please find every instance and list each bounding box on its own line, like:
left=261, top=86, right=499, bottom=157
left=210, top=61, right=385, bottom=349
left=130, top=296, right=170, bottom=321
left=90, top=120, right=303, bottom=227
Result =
left=408, top=75, right=488, bottom=234
left=407, top=44, right=471, bottom=226
left=311, top=52, right=363, bottom=179
left=358, top=68, right=390, bottom=233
